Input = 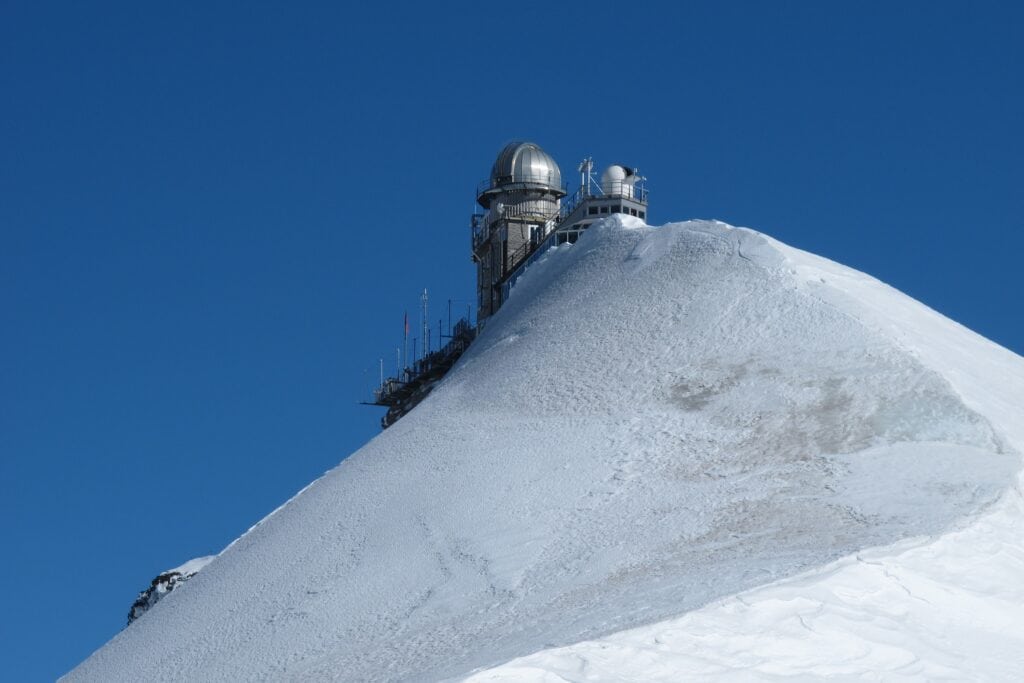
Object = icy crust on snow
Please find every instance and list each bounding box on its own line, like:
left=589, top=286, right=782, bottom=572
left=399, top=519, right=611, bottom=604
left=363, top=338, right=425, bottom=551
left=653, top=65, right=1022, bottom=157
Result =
left=67, top=218, right=1020, bottom=682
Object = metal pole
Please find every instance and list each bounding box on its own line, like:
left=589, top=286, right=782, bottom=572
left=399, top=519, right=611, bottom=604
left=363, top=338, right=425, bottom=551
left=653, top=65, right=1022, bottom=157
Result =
left=421, top=289, right=429, bottom=355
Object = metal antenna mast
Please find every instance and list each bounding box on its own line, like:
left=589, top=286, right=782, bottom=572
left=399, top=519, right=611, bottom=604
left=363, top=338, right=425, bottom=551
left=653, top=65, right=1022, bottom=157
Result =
left=421, top=288, right=429, bottom=355
left=403, top=311, right=409, bottom=376
left=578, top=157, right=594, bottom=196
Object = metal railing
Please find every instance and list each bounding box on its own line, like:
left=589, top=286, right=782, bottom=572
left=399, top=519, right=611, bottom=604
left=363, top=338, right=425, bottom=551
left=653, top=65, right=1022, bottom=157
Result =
left=472, top=205, right=560, bottom=252
left=476, top=175, right=568, bottom=197
left=472, top=178, right=650, bottom=256
left=599, top=179, right=649, bottom=202
left=471, top=213, right=487, bottom=252
left=559, top=182, right=649, bottom=221
left=372, top=317, right=477, bottom=408
left=502, top=213, right=559, bottom=278
left=499, top=225, right=568, bottom=303
left=559, top=186, right=587, bottom=219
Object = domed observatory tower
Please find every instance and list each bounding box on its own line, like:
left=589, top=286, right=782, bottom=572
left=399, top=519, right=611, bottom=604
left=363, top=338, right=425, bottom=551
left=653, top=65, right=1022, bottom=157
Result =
left=471, top=142, right=566, bottom=319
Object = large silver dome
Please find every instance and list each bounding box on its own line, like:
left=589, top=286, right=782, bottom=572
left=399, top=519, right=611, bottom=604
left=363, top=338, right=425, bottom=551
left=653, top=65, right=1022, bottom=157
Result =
left=490, top=141, right=562, bottom=187
left=477, top=142, right=565, bottom=207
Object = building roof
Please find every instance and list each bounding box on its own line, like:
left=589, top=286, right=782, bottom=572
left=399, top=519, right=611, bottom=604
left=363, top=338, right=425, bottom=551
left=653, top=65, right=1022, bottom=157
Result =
left=477, top=142, right=565, bottom=207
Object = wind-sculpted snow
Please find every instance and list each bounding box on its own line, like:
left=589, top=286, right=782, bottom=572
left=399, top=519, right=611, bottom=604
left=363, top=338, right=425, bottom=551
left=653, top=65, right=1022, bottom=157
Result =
left=66, top=218, right=1021, bottom=682
left=465, top=220, right=1024, bottom=682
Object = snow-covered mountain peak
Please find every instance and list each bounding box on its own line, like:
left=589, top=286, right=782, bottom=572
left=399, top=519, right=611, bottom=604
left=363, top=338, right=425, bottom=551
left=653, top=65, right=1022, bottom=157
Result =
left=66, top=218, right=1023, bottom=682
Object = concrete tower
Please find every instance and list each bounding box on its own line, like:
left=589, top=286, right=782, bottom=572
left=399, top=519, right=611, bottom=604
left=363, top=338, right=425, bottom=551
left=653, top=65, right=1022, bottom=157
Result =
left=471, top=142, right=565, bottom=320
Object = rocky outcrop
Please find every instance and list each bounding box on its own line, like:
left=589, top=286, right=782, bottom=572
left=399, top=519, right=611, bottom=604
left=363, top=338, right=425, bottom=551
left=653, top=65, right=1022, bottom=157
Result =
left=127, top=556, right=214, bottom=625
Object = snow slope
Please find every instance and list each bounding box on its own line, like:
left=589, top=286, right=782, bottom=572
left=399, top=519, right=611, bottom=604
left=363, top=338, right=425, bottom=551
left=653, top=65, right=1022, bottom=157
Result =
left=66, top=218, right=1022, bottom=681
left=465, top=224, right=1024, bottom=681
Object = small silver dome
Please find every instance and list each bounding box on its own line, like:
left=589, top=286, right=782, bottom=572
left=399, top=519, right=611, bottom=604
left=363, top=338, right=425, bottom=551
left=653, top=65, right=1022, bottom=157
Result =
left=478, top=142, right=565, bottom=207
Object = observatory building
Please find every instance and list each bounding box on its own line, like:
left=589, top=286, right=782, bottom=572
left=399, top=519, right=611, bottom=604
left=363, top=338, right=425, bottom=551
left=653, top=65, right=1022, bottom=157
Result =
left=371, top=141, right=648, bottom=428
left=471, top=141, right=648, bottom=320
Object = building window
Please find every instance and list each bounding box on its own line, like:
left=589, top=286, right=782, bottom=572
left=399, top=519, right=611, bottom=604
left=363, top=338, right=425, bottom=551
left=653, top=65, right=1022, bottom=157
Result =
left=600, top=206, right=609, bottom=214
left=639, top=211, right=645, bottom=219
left=611, top=207, right=620, bottom=214
left=588, top=206, right=598, bottom=215
left=630, top=208, right=638, bottom=216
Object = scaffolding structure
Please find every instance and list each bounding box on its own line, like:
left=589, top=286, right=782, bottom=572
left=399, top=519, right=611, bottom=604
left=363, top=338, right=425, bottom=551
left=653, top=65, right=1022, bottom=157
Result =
left=367, top=316, right=476, bottom=429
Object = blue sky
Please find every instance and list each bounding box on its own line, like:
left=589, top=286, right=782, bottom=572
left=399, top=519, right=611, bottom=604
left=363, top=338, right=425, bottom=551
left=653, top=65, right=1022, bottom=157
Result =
left=2, top=2, right=1021, bottom=679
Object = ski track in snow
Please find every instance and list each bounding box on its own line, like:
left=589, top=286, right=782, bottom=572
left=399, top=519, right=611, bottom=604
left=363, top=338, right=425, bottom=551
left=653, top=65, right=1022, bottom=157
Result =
left=65, top=218, right=1023, bottom=682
